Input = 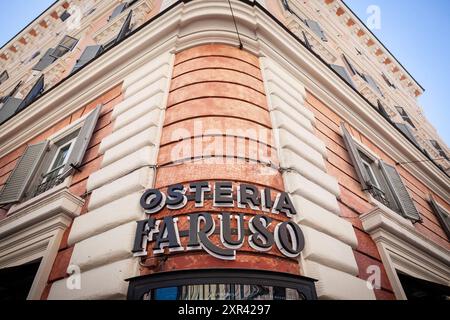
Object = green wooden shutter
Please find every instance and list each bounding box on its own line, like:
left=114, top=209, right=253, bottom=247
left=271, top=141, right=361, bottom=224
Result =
left=379, top=160, right=421, bottom=221
left=60, top=105, right=102, bottom=178
left=429, top=196, right=450, bottom=239
left=330, top=64, right=355, bottom=88
left=341, top=123, right=372, bottom=190
left=0, top=141, right=49, bottom=204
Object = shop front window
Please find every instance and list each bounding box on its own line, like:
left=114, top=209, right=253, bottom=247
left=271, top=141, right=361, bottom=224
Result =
left=127, top=269, right=317, bottom=300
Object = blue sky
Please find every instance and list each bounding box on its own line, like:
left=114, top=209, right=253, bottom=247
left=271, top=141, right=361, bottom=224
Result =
left=0, top=0, right=449, bottom=144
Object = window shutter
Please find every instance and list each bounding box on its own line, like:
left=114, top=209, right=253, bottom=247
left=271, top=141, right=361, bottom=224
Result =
left=0, top=97, right=23, bottom=125
left=330, top=64, right=355, bottom=88
left=341, top=123, right=372, bottom=190
left=377, top=100, right=391, bottom=121
left=32, top=48, right=57, bottom=71
left=363, top=74, right=383, bottom=96
left=0, top=70, right=8, bottom=85
left=429, top=197, right=450, bottom=239
left=379, top=160, right=421, bottom=221
left=109, top=3, right=128, bottom=21
left=305, top=19, right=327, bottom=41
left=18, top=75, right=45, bottom=113
left=281, top=0, right=291, bottom=11
left=60, top=105, right=102, bottom=178
left=115, top=10, right=133, bottom=44
left=342, top=54, right=356, bottom=76
left=302, top=31, right=312, bottom=50
left=71, top=45, right=104, bottom=74
left=394, top=122, right=420, bottom=149
left=0, top=141, right=49, bottom=205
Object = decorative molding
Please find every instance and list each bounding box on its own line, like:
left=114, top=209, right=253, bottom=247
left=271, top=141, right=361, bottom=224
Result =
left=92, top=0, right=155, bottom=45
left=360, top=204, right=450, bottom=299
left=0, top=184, right=84, bottom=300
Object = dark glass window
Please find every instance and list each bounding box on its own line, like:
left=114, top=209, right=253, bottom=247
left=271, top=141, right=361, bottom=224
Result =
left=397, top=271, right=450, bottom=300
left=127, top=269, right=317, bottom=300
left=0, top=259, right=41, bottom=300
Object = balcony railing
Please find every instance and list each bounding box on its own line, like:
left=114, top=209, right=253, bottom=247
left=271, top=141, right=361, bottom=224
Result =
left=33, top=164, right=66, bottom=197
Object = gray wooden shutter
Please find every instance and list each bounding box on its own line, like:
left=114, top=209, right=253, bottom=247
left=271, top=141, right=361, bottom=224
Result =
left=394, top=122, right=420, bottom=149
left=60, top=105, right=102, bottom=178
left=0, top=141, right=48, bottom=205
left=341, top=123, right=371, bottom=190
left=0, top=97, right=23, bottom=125
left=342, top=54, right=356, bottom=76
left=281, top=0, right=291, bottom=11
left=429, top=196, right=450, bottom=239
left=377, top=100, right=391, bottom=121
left=115, top=10, right=133, bottom=44
left=109, top=3, right=128, bottom=21
left=379, top=160, right=421, bottom=221
left=305, top=19, right=327, bottom=41
left=363, top=74, right=383, bottom=96
left=18, top=75, right=44, bottom=112
left=71, top=45, right=104, bottom=74
left=330, top=64, right=355, bottom=88
left=32, top=48, right=57, bottom=71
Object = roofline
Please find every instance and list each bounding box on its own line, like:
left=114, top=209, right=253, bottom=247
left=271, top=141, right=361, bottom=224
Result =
left=0, top=0, right=60, bottom=52
left=341, top=0, right=425, bottom=92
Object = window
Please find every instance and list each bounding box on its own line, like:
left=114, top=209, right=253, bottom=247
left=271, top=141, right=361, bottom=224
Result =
left=51, top=35, right=78, bottom=59
left=0, top=76, right=44, bottom=126
left=397, top=271, right=450, bottom=300
left=108, top=3, right=128, bottom=21
left=330, top=64, right=355, bottom=88
left=127, top=269, right=317, bottom=300
left=60, top=10, right=71, bottom=22
left=382, top=73, right=396, bottom=89
left=0, top=70, right=8, bottom=85
left=0, top=259, right=42, bottom=300
left=342, top=54, right=357, bottom=76
left=429, top=196, right=450, bottom=240
left=29, top=51, right=41, bottom=62
left=429, top=140, right=449, bottom=161
left=305, top=19, right=327, bottom=41
left=341, top=123, right=421, bottom=221
left=394, top=122, right=420, bottom=149
left=31, top=136, right=77, bottom=198
left=71, top=45, right=104, bottom=74
left=114, top=10, right=133, bottom=45
left=395, top=106, right=415, bottom=128
left=362, top=73, right=383, bottom=96
left=0, top=105, right=102, bottom=205
left=32, top=36, right=78, bottom=71
left=281, top=0, right=291, bottom=12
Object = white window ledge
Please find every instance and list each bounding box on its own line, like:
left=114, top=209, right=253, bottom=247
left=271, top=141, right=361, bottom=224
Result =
left=361, top=197, right=450, bottom=299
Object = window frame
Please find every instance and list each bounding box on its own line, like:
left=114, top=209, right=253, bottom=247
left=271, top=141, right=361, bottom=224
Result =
left=40, top=136, right=77, bottom=184
left=126, top=269, right=318, bottom=300
left=351, top=137, right=401, bottom=214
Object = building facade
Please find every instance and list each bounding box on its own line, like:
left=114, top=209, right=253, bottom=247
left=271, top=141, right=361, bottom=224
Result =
left=0, top=0, right=449, bottom=300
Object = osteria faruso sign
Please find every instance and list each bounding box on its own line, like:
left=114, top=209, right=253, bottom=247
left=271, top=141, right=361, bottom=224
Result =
left=132, top=181, right=305, bottom=260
